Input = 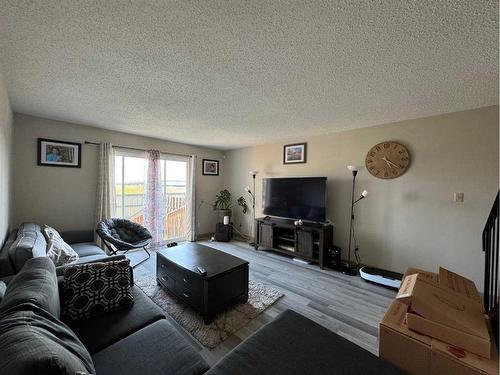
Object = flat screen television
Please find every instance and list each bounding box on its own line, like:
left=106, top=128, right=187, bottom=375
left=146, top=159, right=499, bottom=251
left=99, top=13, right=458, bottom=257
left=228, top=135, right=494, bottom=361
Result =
left=262, top=177, right=327, bottom=222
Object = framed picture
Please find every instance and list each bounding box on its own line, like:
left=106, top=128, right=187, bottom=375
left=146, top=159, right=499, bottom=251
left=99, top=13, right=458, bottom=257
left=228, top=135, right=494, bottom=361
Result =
left=202, top=159, right=219, bottom=175
left=283, top=142, right=307, bottom=164
left=37, top=138, right=82, bottom=168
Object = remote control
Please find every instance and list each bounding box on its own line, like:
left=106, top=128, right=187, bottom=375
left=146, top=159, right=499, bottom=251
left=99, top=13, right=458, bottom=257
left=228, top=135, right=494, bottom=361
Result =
left=197, top=266, right=207, bottom=276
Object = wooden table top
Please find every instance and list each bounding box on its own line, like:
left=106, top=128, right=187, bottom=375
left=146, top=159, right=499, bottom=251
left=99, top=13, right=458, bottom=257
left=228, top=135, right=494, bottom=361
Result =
left=157, top=242, right=249, bottom=279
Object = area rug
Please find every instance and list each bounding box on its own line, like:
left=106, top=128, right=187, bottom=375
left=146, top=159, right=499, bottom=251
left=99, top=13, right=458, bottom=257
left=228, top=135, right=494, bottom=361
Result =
left=135, top=276, right=283, bottom=349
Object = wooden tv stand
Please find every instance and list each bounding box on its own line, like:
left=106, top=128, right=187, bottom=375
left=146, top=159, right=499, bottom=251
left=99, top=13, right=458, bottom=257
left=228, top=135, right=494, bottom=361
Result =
left=254, top=217, right=333, bottom=269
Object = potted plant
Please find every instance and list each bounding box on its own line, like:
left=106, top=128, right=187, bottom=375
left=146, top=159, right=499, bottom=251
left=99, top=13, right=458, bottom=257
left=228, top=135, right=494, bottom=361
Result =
left=213, top=189, right=248, bottom=223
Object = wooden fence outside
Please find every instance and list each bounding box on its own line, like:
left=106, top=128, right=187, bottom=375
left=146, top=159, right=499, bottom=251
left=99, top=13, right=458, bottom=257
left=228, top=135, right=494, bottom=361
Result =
left=125, top=194, right=187, bottom=240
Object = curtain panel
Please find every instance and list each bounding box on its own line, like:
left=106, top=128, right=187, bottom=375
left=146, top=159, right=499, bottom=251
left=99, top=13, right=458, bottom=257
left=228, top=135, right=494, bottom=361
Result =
left=95, top=143, right=115, bottom=250
left=186, top=155, right=196, bottom=241
left=144, top=150, right=165, bottom=247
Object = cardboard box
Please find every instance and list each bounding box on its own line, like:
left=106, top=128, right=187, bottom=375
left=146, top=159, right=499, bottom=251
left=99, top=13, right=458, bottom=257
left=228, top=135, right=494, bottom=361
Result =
left=380, top=299, right=433, bottom=374
left=438, top=267, right=482, bottom=306
left=396, top=274, right=490, bottom=358
left=401, top=266, right=484, bottom=311
left=402, top=266, right=482, bottom=304
left=380, top=299, right=499, bottom=375
left=403, top=267, right=439, bottom=285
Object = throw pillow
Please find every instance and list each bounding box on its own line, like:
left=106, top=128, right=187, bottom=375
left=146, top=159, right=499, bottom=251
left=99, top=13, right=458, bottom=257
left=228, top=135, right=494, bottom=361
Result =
left=62, top=259, right=134, bottom=322
left=42, top=224, right=69, bottom=242
left=44, top=225, right=79, bottom=266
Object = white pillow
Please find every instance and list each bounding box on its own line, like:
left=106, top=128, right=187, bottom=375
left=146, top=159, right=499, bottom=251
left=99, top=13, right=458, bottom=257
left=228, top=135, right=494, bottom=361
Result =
left=44, top=225, right=79, bottom=266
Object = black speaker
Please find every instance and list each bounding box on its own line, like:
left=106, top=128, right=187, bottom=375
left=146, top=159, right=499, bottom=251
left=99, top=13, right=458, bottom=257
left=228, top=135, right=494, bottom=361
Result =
left=327, top=246, right=342, bottom=270
left=215, top=223, right=232, bottom=242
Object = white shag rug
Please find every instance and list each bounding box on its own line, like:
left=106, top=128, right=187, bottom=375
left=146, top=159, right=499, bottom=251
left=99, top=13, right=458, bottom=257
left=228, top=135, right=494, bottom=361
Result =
left=135, top=276, right=283, bottom=349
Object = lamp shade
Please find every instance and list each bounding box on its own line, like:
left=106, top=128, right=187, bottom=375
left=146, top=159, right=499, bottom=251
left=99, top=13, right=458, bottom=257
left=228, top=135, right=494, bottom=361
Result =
left=244, top=186, right=251, bottom=194
left=347, top=165, right=362, bottom=172
left=361, top=190, right=368, bottom=197
left=249, top=170, right=259, bottom=176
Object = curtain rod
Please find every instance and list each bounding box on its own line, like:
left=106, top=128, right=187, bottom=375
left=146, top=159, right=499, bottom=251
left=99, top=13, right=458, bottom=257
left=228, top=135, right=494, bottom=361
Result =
left=84, top=141, right=194, bottom=158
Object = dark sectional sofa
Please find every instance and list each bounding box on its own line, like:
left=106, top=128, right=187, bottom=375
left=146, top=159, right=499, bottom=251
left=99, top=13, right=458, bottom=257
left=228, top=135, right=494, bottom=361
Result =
left=0, top=257, right=209, bottom=375
left=208, top=309, right=405, bottom=375
left=0, top=223, right=121, bottom=278
left=0, top=223, right=406, bottom=375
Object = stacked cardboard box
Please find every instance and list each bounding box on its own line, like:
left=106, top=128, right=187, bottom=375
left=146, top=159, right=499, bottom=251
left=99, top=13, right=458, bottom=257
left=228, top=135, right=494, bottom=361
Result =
left=379, top=267, right=499, bottom=375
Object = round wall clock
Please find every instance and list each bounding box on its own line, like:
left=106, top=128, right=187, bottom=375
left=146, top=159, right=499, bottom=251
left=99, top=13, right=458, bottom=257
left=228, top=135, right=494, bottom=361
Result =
left=365, top=141, right=410, bottom=179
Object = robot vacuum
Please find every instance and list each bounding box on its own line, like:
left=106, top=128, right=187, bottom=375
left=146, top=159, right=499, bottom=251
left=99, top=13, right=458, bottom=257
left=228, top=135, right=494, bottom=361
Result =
left=359, top=266, right=403, bottom=289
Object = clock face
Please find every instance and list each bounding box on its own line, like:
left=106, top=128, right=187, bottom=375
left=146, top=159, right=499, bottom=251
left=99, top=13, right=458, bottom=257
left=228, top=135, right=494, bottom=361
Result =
left=365, top=141, right=410, bottom=179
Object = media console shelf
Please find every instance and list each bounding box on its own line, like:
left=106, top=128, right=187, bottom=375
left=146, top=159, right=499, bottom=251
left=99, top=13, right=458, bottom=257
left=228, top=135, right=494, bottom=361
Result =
left=254, top=217, right=333, bottom=269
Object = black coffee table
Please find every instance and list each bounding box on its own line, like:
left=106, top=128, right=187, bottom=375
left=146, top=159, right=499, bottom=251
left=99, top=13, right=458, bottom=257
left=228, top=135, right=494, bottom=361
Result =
left=156, top=243, right=249, bottom=324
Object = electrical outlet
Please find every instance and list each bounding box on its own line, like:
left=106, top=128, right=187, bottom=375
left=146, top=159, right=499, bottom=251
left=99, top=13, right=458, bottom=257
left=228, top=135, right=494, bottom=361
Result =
left=454, top=192, right=464, bottom=202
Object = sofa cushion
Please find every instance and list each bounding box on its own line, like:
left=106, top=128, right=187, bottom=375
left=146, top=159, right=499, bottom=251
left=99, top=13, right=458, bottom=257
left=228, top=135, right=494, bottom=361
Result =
left=62, top=260, right=133, bottom=322
left=67, top=285, right=165, bottom=353
left=92, top=319, right=209, bottom=375
left=8, top=229, right=47, bottom=272
left=206, top=309, right=405, bottom=375
left=0, top=304, right=95, bottom=375
left=60, top=230, right=95, bottom=245
left=0, top=257, right=60, bottom=318
left=17, top=222, right=42, bottom=235
left=71, top=242, right=106, bottom=258
left=0, top=280, right=6, bottom=300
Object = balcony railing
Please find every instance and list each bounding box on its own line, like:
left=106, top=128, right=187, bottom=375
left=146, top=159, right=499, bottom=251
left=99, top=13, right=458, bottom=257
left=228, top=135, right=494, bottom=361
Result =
left=483, top=191, right=499, bottom=349
left=116, top=193, right=187, bottom=240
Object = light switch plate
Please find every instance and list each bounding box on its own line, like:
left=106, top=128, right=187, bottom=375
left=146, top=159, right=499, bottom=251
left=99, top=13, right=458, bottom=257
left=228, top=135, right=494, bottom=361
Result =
left=454, top=192, right=464, bottom=202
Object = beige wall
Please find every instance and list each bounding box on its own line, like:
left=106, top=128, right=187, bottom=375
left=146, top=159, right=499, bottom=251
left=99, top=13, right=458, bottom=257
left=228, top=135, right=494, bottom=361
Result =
left=0, top=72, right=13, bottom=243
left=224, top=106, right=499, bottom=288
left=12, top=114, right=225, bottom=236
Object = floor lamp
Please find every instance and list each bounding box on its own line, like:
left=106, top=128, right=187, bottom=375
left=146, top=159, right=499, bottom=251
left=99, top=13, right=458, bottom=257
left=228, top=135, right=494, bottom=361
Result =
left=343, top=165, right=368, bottom=276
left=245, top=171, right=258, bottom=246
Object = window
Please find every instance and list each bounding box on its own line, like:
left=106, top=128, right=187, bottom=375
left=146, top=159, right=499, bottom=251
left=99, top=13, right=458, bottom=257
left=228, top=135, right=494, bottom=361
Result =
left=114, top=150, right=188, bottom=241
left=114, top=153, right=147, bottom=225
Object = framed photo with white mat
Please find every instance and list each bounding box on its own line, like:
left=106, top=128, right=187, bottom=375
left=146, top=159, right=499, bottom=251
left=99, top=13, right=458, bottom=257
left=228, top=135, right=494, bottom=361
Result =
left=38, top=138, right=82, bottom=168
left=202, top=159, right=219, bottom=175
left=283, top=142, right=307, bottom=164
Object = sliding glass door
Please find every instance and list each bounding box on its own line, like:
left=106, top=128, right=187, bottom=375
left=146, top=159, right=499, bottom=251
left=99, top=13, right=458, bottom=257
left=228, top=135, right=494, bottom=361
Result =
left=161, top=158, right=188, bottom=241
left=114, top=150, right=189, bottom=242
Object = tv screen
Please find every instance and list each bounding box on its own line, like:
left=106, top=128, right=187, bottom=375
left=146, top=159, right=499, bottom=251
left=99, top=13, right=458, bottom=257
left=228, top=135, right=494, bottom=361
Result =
left=262, top=177, right=327, bottom=222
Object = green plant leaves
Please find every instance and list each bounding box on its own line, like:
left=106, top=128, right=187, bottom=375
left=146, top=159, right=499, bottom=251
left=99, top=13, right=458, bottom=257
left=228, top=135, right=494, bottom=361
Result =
left=213, top=189, right=248, bottom=214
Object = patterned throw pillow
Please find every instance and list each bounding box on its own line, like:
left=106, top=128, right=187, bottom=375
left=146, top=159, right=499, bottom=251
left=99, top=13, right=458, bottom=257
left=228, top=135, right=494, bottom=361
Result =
left=62, top=260, right=134, bottom=322
left=43, top=225, right=79, bottom=266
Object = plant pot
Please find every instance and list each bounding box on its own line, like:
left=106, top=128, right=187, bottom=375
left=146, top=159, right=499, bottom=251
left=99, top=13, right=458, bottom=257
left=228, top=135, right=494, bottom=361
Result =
left=217, top=209, right=232, bottom=224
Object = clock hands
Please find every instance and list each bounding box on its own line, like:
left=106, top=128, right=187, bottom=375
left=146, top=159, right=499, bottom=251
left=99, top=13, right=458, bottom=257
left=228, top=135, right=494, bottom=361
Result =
left=382, top=156, right=400, bottom=169
left=382, top=157, right=392, bottom=169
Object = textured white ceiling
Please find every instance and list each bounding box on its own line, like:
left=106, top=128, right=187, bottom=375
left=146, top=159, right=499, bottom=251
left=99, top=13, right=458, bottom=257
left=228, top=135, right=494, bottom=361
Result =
left=0, top=1, right=498, bottom=149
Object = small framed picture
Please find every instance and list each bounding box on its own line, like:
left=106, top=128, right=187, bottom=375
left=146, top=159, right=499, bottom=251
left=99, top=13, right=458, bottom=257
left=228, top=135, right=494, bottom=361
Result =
left=202, top=159, right=219, bottom=175
left=283, top=142, right=307, bottom=164
left=38, top=138, right=82, bottom=168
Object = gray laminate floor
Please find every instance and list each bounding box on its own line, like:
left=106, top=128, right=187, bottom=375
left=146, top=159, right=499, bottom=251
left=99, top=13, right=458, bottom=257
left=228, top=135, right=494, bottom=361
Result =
left=131, top=240, right=396, bottom=366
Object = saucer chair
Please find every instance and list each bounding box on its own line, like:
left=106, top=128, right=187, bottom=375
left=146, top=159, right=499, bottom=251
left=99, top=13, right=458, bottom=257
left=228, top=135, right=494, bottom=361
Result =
left=97, top=218, right=152, bottom=268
